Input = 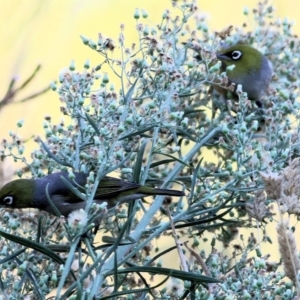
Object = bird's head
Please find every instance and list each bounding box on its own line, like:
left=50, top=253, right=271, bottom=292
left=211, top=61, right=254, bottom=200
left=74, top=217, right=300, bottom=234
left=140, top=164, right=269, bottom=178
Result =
left=0, top=179, right=35, bottom=209
left=215, top=44, right=272, bottom=100
left=217, top=45, right=264, bottom=78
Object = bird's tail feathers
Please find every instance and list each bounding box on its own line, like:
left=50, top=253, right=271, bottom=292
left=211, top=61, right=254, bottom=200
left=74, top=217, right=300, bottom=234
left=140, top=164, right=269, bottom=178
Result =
left=149, top=188, right=184, bottom=197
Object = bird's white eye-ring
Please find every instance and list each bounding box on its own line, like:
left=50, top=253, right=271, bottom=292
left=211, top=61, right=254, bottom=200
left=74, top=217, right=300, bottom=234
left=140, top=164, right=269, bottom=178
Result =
left=3, top=196, right=13, bottom=205
left=231, top=50, right=242, bottom=60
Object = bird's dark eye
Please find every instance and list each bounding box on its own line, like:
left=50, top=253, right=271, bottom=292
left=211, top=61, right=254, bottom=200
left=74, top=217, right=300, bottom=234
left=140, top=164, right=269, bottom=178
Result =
left=3, top=196, right=13, bottom=205
left=231, top=50, right=242, bottom=60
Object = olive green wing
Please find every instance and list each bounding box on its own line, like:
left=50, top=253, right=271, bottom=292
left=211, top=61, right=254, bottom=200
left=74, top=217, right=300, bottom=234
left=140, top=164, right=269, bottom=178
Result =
left=93, top=176, right=141, bottom=199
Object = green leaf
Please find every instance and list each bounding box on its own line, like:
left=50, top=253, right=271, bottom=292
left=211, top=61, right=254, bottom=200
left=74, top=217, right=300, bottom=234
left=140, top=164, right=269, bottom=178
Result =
left=0, top=248, right=25, bottom=264
left=45, top=183, right=65, bottom=217
left=119, top=124, right=158, bottom=140
left=189, top=157, right=203, bottom=201
left=176, top=128, right=196, bottom=141
left=0, top=229, right=64, bottom=265
left=107, top=266, right=221, bottom=283
left=85, top=112, right=100, bottom=135
left=149, top=159, right=176, bottom=168
left=153, top=152, right=191, bottom=168
left=16, top=257, right=44, bottom=299
left=101, top=236, right=136, bottom=246
left=124, top=75, right=140, bottom=104
left=59, top=176, right=86, bottom=201
left=132, top=139, right=149, bottom=182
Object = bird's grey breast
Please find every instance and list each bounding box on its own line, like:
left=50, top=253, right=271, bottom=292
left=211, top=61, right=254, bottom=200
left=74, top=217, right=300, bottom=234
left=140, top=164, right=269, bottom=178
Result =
left=32, top=172, right=86, bottom=208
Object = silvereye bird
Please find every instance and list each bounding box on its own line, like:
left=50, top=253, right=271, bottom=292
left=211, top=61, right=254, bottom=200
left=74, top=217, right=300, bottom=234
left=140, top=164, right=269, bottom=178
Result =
left=0, top=172, right=184, bottom=217
left=214, top=44, right=273, bottom=101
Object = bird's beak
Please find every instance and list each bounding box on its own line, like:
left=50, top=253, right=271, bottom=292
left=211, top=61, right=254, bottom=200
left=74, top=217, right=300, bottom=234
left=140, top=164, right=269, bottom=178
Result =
left=216, top=53, right=230, bottom=61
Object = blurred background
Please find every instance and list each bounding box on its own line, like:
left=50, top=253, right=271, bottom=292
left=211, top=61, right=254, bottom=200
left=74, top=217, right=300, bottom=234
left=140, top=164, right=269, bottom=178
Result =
left=0, top=0, right=299, bottom=271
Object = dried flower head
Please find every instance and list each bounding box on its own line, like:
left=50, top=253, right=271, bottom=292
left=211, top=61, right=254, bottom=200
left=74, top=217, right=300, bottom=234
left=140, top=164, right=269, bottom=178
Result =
left=215, top=25, right=233, bottom=39
left=261, top=159, right=300, bottom=214
left=245, top=190, right=270, bottom=221
left=260, top=171, right=282, bottom=200
left=277, top=219, right=300, bottom=284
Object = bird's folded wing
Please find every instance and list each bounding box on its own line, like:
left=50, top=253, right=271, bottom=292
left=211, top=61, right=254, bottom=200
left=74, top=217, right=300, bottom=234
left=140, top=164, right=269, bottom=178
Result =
left=93, top=177, right=141, bottom=199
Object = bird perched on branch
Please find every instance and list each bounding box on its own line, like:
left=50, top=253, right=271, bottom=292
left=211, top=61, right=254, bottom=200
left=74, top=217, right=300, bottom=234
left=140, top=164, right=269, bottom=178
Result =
left=214, top=44, right=273, bottom=101
left=0, top=172, right=184, bottom=217
left=189, top=42, right=273, bottom=102
left=187, top=43, right=273, bottom=145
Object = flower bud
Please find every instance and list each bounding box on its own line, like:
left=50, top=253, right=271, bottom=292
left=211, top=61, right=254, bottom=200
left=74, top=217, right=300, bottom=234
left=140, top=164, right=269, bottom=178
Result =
left=102, top=73, right=109, bottom=84
left=84, top=59, right=90, bottom=69
left=50, top=81, right=57, bottom=91
left=141, top=9, right=148, bottom=18
left=80, top=35, right=89, bottom=45
left=133, top=8, right=140, bottom=19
